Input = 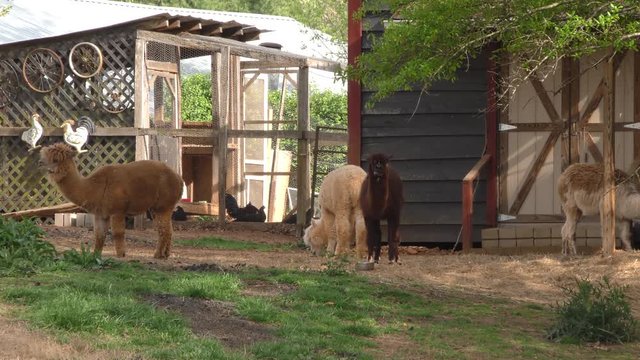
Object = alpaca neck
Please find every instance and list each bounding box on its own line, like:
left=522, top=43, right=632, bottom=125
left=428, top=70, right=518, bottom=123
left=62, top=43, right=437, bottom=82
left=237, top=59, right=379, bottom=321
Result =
left=368, top=175, right=389, bottom=209
left=55, top=162, right=91, bottom=206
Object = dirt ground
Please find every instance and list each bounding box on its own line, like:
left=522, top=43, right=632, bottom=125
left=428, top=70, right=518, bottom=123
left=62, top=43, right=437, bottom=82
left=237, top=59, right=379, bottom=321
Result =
left=3, top=222, right=640, bottom=359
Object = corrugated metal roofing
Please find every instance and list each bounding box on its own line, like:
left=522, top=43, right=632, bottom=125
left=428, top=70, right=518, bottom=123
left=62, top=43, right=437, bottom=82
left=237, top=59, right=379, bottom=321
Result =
left=0, top=0, right=343, bottom=62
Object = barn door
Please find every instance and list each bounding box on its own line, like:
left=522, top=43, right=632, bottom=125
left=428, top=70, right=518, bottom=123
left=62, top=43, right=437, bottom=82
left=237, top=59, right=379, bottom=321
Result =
left=500, top=51, right=638, bottom=222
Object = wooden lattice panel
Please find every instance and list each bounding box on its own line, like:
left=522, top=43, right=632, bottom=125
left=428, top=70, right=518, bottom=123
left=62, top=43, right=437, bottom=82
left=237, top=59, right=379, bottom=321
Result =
left=0, top=137, right=134, bottom=213
left=0, top=30, right=136, bottom=127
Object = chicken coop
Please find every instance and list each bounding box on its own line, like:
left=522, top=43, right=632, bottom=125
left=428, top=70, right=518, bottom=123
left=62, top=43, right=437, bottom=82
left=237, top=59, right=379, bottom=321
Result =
left=0, top=12, right=343, bottom=233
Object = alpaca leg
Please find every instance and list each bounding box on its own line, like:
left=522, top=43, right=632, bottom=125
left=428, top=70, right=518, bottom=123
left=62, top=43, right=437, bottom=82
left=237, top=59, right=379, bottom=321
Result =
left=110, top=214, right=126, bottom=257
left=365, top=218, right=381, bottom=263
left=93, top=216, right=109, bottom=256
left=354, top=209, right=368, bottom=260
left=618, top=220, right=633, bottom=251
left=387, top=216, right=401, bottom=263
left=322, top=211, right=337, bottom=255
left=334, top=213, right=351, bottom=256
left=154, top=211, right=173, bottom=259
left=561, top=204, right=579, bottom=256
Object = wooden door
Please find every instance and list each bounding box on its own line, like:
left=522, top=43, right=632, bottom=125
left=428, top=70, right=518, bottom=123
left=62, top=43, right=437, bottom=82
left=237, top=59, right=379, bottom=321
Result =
left=500, top=51, right=639, bottom=222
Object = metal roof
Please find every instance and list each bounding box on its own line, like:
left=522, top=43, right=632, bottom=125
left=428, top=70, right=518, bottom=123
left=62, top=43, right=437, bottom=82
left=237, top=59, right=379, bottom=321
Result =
left=0, top=0, right=344, bottom=62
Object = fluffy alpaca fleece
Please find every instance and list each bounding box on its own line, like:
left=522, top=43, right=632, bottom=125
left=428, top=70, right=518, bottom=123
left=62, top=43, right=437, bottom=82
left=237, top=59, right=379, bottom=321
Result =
left=558, top=162, right=638, bottom=255
left=360, top=153, right=404, bottom=263
left=303, top=164, right=367, bottom=258
left=39, top=143, right=183, bottom=258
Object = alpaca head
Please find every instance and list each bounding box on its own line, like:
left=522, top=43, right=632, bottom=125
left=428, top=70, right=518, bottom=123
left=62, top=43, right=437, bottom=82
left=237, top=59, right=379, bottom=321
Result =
left=367, top=153, right=391, bottom=183
left=39, top=142, right=77, bottom=182
left=303, top=218, right=326, bottom=255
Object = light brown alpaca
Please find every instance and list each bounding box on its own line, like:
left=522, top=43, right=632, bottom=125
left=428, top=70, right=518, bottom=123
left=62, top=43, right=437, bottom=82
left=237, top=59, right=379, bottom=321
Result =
left=39, top=143, right=183, bottom=258
left=558, top=163, right=638, bottom=255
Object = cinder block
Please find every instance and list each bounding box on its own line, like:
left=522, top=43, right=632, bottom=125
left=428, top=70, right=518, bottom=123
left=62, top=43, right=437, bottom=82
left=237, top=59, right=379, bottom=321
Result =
left=499, top=239, right=517, bottom=248
left=586, top=225, right=602, bottom=238
left=54, top=213, right=65, bottom=227
left=551, top=227, right=562, bottom=238
left=481, top=228, right=499, bottom=240
left=515, top=227, right=533, bottom=239
left=575, top=237, right=587, bottom=247
left=533, top=227, right=551, bottom=239
left=75, top=213, right=85, bottom=228
left=55, top=213, right=72, bottom=227
left=84, top=214, right=94, bottom=229
left=70, top=213, right=77, bottom=227
left=483, top=239, right=499, bottom=248
left=517, top=238, right=534, bottom=248
left=499, top=227, right=516, bottom=239
left=586, top=238, right=601, bottom=247
left=551, top=237, right=562, bottom=246
left=534, top=238, right=552, bottom=247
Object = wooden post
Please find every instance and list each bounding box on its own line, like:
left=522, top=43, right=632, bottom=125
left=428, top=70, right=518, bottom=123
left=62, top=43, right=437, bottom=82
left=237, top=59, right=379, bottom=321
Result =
left=634, top=52, right=640, bottom=160
left=602, top=51, right=616, bottom=256
left=133, top=36, right=148, bottom=230
left=212, top=48, right=230, bottom=225
left=562, top=58, right=580, bottom=167
left=296, top=66, right=311, bottom=236
left=485, top=43, right=498, bottom=227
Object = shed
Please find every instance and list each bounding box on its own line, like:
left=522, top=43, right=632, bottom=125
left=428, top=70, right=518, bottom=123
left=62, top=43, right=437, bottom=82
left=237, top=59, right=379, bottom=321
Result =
left=348, top=1, right=640, bottom=250
left=0, top=0, right=343, bottom=233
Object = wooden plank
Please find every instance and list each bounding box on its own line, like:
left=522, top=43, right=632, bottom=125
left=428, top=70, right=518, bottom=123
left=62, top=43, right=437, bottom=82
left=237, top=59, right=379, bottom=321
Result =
left=509, top=129, right=562, bottom=214
left=402, top=180, right=487, bottom=203
left=295, top=66, right=311, bottom=236
left=218, top=48, right=231, bottom=224
left=498, top=56, right=510, bottom=215
left=602, top=52, right=616, bottom=256
left=361, top=91, right=487, bottom=115
left=133, top=36, right=147, bottom=230
left=634, top=52, right=640, bottom=159
left=146, top=60, right=178, bottom=73
left=462, top=154, right=491, bottom=251
left=485, top=46, right=498, bottom=227
left=400, top=203, right=487, bottom=225
left=562, top=58, right=580, bottom=167
left=362, top=135, right=485, bottom=160
left=361, top=114, right=484, bottom=136
left=2, top=202, right=82, bottom=219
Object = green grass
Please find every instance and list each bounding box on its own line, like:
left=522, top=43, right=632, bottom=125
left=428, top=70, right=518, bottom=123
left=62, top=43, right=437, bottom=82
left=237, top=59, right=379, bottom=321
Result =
left=175, top=236, right=294, bottom=252
left=1, top=221, right=638, bottom=359
left=0, top=258, right=639, bottom=359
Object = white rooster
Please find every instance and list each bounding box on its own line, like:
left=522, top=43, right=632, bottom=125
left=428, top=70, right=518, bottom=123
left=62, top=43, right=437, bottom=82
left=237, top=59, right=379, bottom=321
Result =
left=61, top=116, right=95, bottom=153
left=21, top=113, right=44, bottom=151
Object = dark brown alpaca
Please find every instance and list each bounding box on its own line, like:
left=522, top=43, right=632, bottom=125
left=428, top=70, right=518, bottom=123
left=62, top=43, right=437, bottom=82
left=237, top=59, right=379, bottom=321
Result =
left=359, top=153, right=404, bottom=263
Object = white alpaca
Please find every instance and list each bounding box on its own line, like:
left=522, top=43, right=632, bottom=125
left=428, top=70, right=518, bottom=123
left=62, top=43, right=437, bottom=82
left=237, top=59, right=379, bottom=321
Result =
left=303, top=165, right=367, bottom=258
left=558, top=163, right=638, bottom=255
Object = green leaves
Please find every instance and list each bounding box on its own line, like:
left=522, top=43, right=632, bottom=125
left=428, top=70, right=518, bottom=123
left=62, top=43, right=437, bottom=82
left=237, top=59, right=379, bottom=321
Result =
left=353, top=0, right=640, bottom=104
left=181, top=74, right=213, bottom=123
left=0, top=217, right=56, bottom=275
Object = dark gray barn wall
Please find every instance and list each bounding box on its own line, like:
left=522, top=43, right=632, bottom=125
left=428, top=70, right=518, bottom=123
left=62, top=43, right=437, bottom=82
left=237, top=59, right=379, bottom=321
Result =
left=360, top=7, right=488, bottom=245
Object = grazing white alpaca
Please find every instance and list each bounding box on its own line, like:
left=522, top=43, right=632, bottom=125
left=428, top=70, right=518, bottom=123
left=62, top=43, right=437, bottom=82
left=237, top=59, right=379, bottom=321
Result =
left=557, top=163, right=638, bottom=255
left=303, top=165, right=367, bottom=259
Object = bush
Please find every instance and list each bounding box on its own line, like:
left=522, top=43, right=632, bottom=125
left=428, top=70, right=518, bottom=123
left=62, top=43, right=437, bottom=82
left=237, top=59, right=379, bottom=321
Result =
left=547, top=277, right=638, bottom=344
left=0, top=217, right=56, bottom=275
left=181, top=73, right=212, bottom=122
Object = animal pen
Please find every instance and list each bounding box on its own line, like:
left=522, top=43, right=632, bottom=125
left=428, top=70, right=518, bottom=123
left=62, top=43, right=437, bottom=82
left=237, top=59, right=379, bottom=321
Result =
left=0, top=16, right=344, bottom=235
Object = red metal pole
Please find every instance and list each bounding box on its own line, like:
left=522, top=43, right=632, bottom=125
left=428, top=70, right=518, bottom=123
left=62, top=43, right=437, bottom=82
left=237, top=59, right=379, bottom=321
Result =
left=347, top=0, right=362, bottom=165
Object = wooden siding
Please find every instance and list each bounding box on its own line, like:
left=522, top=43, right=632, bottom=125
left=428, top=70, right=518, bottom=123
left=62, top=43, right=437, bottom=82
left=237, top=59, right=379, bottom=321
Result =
left=360, top=7, right=488, bottom=244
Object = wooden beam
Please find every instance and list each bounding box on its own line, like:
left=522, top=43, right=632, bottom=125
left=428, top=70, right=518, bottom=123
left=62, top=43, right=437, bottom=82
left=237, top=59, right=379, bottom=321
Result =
left=462, top=155, right=491, bottom=251
left=602, top=52, right=616, bottom=256
left=509, top=129, right=562, bottom=214
left=296, top=66, right=311, bottom=236
left=634, top=52, right=640, bottom=160
left=498, top=55, right=510, bottom=215
left=485, top=44, right=498, bottom=227
left=562, top=58, right=580, bottom=168
left=146, top=60, right=178, bottom=73
left=1, top=202, right=82, bottom=219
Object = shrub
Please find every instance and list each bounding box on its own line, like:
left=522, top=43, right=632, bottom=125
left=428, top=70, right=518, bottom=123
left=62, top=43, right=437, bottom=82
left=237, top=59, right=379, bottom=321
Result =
left=0, top=217, right=56, bottom=274
left=547, top=277, right=638, bottom=344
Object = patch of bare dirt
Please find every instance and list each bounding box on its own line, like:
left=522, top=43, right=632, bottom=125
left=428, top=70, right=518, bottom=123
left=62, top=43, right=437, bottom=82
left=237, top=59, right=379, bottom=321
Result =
left=142, top=293, right=274, bottom=350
